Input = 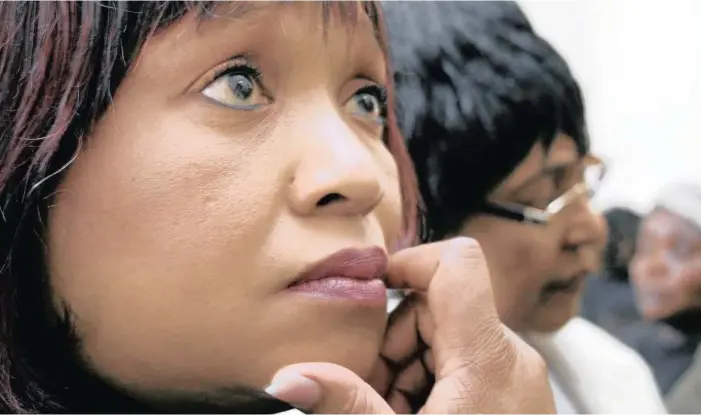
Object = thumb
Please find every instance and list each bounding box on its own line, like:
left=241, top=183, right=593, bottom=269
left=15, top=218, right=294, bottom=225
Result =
left=265, top=362, right=394, bottom=414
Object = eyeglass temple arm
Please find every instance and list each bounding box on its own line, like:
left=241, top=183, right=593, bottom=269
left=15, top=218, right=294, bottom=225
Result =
left=546, top=182, right=591, bottom=214
left=480, top=202, right=548, bottom=225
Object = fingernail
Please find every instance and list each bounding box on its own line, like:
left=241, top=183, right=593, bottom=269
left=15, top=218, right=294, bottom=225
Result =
left=265, top=371, right=321, bottom=410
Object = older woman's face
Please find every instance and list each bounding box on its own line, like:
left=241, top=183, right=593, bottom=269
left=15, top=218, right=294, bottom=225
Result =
left=461, top=136, right=607, bottom=333
left=630, top=208, right=701, bottom=320
left=46, top=3, right=402, bottom=400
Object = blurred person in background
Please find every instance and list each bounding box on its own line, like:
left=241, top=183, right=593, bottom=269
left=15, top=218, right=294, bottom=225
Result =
left=628, top=183, right=701, bottom=409
left=383, top=1, right=666, bottom=413
left=580, top=208, right=643, bottom=336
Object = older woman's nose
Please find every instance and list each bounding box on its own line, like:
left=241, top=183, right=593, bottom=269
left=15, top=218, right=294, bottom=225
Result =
left=563, top=200, right=608, bottom=253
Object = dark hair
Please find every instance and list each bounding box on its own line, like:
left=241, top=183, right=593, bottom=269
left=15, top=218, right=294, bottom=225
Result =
left=602, top=208, right=642, bottom=281
left=0, top=2, right=417, bottom=412
left=382, top=1, right=589, bottom=240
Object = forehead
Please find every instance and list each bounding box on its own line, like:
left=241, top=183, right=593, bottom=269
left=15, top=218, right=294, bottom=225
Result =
left=206, top=1, right=375, bottom=21
left=130, top=1, right=387, bottom=98
left=642, top=209, right=701, bottom=236
left=196, top=2, right=382, bottom=45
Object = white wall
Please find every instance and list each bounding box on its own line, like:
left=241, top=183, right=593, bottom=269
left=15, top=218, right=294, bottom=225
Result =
left=519, top=0, right=701, bottom=213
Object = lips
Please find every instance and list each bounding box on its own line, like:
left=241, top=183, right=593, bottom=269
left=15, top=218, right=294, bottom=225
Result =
left=286, top=246, right=389, bottom=303
left=289, top=246, right=388, bottom=286
left=541, top=272, right=587, bottom=301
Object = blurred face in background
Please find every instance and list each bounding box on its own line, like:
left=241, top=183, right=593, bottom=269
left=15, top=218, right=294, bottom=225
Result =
left=630, top=208, right=701, bottom=320
left=461, top=135, right=608, bottom=333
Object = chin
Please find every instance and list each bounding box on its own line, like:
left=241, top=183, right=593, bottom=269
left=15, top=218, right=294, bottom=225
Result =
left=250, top=315, right=386, bottom=387
left=82, top=308, right=387, bottom=398
left=640, top=306, right=669, bottom=322
left=528, top=299, right=581, bottom=334
left=302, top=327, right=382, bottom=373
left=88, top=332, right=384, bottom=401
left=532, top=314, right=574, bottom=333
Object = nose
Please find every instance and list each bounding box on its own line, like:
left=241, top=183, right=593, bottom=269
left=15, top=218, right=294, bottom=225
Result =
left=561, top=199, right=607, bottom=268
left=288, top=109, right=384, bottom=217
left=632, top=254, right=671, bottom=284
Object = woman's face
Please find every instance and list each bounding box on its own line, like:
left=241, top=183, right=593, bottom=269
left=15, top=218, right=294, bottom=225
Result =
left=46, top=3, right=402, bottom=400
left=461, top=135, right=607, bottom=333
left=630, top=208, right=701, bottom=320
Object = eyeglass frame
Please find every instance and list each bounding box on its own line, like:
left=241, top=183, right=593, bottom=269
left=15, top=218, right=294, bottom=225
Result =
left=478, top=158, right=607, bottom=225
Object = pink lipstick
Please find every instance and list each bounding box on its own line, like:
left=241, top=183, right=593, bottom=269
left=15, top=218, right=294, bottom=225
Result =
left=286, top=246, right=388, bottom=304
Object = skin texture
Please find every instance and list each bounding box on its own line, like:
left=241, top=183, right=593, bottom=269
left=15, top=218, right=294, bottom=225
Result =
left=46, top=3, right=403, bottom=396
left=630, top=208, right=701, bottom=320
left=460, top=136, right=608, bottom=333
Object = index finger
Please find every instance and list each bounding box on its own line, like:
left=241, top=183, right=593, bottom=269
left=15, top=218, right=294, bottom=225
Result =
left=387, top=237, right=504, bottom=376
left=386, top=242, right=443, bottom=290
left=389, top=237, right=497, bottom=321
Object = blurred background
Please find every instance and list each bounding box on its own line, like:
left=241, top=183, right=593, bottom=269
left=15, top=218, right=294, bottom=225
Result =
left=520, top=0, right=701, bottom=213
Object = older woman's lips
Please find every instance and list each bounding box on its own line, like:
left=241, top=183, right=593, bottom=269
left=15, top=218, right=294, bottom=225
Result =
left=286, top=247, right=388, bottom=304
left=541, top=273, right=586, bottom=301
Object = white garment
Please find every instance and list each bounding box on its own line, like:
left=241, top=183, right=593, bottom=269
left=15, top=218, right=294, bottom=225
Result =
left=525, top=317, right=668, bottom=414
left=387, top=291, right=403, bottom=313
left=550, top=372, right=578, bottom=414
left=387, top=297, right=665, bottom=412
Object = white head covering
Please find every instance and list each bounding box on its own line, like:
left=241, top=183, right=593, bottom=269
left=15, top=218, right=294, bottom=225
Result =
left=654, top=182, right=701, bottom=230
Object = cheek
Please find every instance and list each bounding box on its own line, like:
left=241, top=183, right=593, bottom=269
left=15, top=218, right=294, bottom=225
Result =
left=628, top=256, right=645, bottom=284
left=378, top=151, right=403, bottom=249
left=464, top=222, right=554, bottom=311
left=490, top=229, right=554, bottom=285
left=629, top=254, right=664, bottom=286
left=44, top=100, right=398, bottom=390
left=46, top=110, right=287, bottom=384
left=678, top=264, right=701, bottom=297
left=49, top=115, right=278, bottom=296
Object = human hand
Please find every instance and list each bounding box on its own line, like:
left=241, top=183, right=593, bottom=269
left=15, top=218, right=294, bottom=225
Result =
left=265, top=238, right=555, bottom=414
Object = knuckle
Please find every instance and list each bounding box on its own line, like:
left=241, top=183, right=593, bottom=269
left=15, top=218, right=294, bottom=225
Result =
left=447, top=236, right=481, bottom=255
left=450, top=375, right=482, bottom=412
left=438, top=319, right=508, bottom=377
left=338, top=384, right=370, bottom=414
left=439, top=352, right=474, bottom=377
left=480, top=324, right=518, bottom=373
left=436, top=324, right=552, bottom=414
left=504, top=333, right=549, bottom=383
left=442, top=237, right=489, bottom=277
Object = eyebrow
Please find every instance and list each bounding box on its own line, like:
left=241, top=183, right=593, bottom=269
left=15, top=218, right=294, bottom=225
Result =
left=514, top=160, right=579, bottom=193
left=199, top=2, right=269, bottom=20
left=198, top=1, right=385, bottom=73
left=204, top=1, right=374, bottom=24
left=541, top=161, right=577, bottom=176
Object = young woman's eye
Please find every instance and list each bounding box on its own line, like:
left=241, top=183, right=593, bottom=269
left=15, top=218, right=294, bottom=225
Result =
left=344, top=85, right=387, bottom=124
left=202, top=64, right=270, bottom=110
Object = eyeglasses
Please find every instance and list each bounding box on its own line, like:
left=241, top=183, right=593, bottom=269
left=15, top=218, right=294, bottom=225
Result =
left=479, top=158, right=607, bottom=225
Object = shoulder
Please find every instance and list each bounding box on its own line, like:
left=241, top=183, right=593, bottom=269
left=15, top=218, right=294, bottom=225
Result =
left=526, top=317, right=667, bottom=413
